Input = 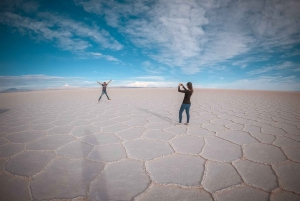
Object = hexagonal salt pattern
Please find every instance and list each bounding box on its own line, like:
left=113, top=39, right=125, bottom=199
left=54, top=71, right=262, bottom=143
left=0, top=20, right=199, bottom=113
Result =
left=216, top=185, right=269, bottom=201
left=202, top=161, right=242, bottom=192
left=273, top=161, right=300, bottom=193
left=201, top=137, right=242, bottom=162
left=124, top=139, right=173, bottom=160
left=89, top=159, right=150, bottom=201
left=137, top=185, right=213, bottom=201
left=146, top=154, right=205, bottom=186
left=1, top=88, right=300, bottom=200
left=31, top=157, right=104, bottom=200
left=6, top=150, right=56, bottom=177
left=233, top=159, right=278, bottom=191
left=0, top=172, right=30, bottom=201
left=244, top=143, right=286, bottom=164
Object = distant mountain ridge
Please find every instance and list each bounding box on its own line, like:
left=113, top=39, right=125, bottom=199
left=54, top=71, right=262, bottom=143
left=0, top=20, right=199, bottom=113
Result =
left=0, top=88, right=31, bottom=93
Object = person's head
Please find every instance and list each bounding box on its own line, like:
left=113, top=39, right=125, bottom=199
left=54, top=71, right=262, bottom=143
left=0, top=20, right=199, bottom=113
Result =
left=187, top=82, right=193, bottom=93
left=104, top=82, right=106, bottom=84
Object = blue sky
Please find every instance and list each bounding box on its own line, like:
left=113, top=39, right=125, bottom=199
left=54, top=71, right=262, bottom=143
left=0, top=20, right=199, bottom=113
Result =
left=0, top=0, right=300, bottom=91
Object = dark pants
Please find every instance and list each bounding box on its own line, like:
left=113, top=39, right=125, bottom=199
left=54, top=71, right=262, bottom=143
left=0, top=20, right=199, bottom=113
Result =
left=179, top=103, right=191, bottom=123
left=99, top=91, right=109, bottom=100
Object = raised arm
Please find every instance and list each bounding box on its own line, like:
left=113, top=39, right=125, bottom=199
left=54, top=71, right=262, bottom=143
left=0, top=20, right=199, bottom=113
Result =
left=107, top=79, right=112, bottom=85
left=178, top=84, right=186, bottom=93
left=97, top=81, right=102, bottom=85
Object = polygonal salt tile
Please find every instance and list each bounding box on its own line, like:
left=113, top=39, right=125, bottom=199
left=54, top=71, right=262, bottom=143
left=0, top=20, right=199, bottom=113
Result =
left=0, top=143, right=25, bottom=157
left=164, top=126, right=187, bottom=135
left=47, top=125, right=73, bottom=135
left=57, top=140, right=93, bottom=158
left=142, top=129, right=174, bottom=141
left=248, top=132, right=275, bottom=144
left=92, top=120, right=118, bottom=128
left=71, top=125, right=100, bottom=137
left=273, top=136, right=300, bottom=148
left=272, top=122, right=300, bottom=135
left=79, top=133, right=121, bottom=145
left=282, top=147, right=300, bottom=163
left=5, top=130, right=47, bottom=143
left=225, top=123, right=244, bottom=130
left=287, top=135, right=300, bottom=142
left=8, top=125, right=31, bottom=133
left=146, top=154, right=205, bottom=186
left=210, top=119, right=233, bottom=126
left=0, top=172, right=30, bottom=201
left=52, top=119, right=74, bottom=126
left=147, top=116, right=168, bottom=123
left=31, top=123, right=54, bottom=131
left=216, top=185, right=269, bottom=201
left=244, top=143, right=286, bottom=164
left=124, top=139, right=173, bottom=160
left=0, top=158, right=7, bottom=171
left=115, top=127, right=146, bottom=140
left=145, top=122, right=173, bottom=130
left=270, top=189, right=300, bottom=201
left=31, top=157, right=104, bottom=200
left=69, top=119, right=92, bottom=126
left=8, top=121, right=30, bottom=127
left=137, top=185, right=213, bottom=201
left=124, top=119, right=149, bottom=127
left=243, top=125, right=261, bottom=133
left=233, top=159, right=278, bottom=191
left=89, top=159, right=150, bottom=201
left=87, top=144, right=126, bottom=162
left=110, top=116, right=130, bottom=122
left=26, top=135, right=76, bottom=150
left=188, top=126, right=215, bottom=137
left=201, top=137, right=242, bottom=162
left=216, top=130, right=258, bottom=145
left=273, top=161, right=300, bottom=193
left=261, top=124, right=286, bottom=136
left=170, top=136, right=204, bottom=154
left=202, top=161, right=242, bottom=192
left=232, top=118, right=256, bottom=125
left=0, top=137, right=10, bottom=145
left=202, top=123, right=226, bottom=132
left=32, top=118, right=56, bottom=124
left=0, top=126, right=10, bottom=135
left=102, top=123, right=130, bottom=133
left=6, top=150, right=56, bottom=177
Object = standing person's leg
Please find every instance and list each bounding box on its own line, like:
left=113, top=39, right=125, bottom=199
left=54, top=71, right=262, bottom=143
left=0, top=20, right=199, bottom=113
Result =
left=185, top=104, right=191, bottom=124
left=104, top=91, right=110, bottom=100
left=179, top=104, right=185, bottom=123
left=98, top=91, right=104, bottom=101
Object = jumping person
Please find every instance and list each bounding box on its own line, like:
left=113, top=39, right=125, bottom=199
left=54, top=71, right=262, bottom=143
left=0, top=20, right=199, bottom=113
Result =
left=178, top=82, right=193, bottom=125
left=97, top=80, right=112, bottom=102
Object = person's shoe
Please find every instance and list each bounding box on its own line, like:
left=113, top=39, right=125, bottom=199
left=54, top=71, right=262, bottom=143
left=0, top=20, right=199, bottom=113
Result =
left=98, top=100, right=100, bottom=103
left=108, top=99, right=111, bottom=100
left=184, top=123, right=189, bottom=125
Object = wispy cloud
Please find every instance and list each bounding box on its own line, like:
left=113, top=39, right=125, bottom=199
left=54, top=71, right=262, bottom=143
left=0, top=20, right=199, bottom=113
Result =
left=247, top=61, right=299, bottom=75
left=89, top=52, right=120, bottom=62
left=75, top=0, right=300, bottom=74
left=0, top=10, right=123, bottom=54
left=203, top=76, right=300, bottom=91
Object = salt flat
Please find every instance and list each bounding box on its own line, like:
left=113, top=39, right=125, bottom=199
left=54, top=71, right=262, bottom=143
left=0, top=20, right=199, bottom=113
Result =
left=0, top=88, right=300, bottom=201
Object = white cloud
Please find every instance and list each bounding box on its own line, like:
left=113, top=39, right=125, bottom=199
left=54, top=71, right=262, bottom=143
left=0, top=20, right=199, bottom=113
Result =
left=74, top=0, right=300, bottom=74
left=0, top=11, right=123, bottom=54
left=247, top=61, right=299, bottom=75
left=203, top=76, right=300, bottom=91
left=89, top=52, right=120, bottom=62
left=127, top=81, right=157, bottom=87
